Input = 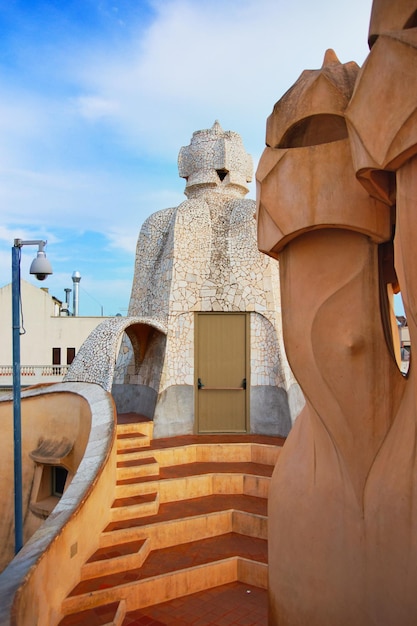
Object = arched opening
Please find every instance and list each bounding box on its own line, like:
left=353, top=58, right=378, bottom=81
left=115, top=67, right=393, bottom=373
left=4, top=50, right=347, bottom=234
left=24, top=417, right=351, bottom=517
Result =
left=278, top=114, right=348, bottom=148
left=112, top=324, right=167, bottom=420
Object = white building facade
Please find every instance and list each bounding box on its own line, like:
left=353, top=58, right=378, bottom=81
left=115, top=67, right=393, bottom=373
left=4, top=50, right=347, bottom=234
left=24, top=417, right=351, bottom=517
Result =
left=0, top=280, right=108, bottom=387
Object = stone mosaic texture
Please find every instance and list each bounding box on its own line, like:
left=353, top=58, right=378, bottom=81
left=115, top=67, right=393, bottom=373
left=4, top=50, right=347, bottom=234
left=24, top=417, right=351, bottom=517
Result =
left=66, top=122, right=303, bottom=436
left=64, top=316, right=167, bottom=391
left=122, top=122, right=301, bottom=436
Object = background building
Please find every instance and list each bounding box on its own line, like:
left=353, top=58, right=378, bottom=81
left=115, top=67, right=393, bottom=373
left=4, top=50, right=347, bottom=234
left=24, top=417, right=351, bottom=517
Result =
left=0, top=280, right=109, bottom=387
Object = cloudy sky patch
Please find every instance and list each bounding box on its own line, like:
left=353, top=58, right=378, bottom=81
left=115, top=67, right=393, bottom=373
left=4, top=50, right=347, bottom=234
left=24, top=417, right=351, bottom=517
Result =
left=0, top=0, right=373, bottom=315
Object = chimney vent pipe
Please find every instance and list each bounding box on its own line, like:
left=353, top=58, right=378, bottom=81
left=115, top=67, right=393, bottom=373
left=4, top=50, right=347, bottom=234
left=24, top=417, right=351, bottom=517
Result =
left=71, top=271, right=81, bottom=316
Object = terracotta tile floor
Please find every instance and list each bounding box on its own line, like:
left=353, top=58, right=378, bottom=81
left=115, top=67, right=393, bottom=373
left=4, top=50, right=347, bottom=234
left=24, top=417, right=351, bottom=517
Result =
left=59, top=602, right=121, bottom=626
left=117, top=414, right=285, bottom=449
left=60, top=582, right=267, bottom=625
left=123, top=581, right=268, bottom=625
left=159, top=461, right=273, bottom=479
left=86, top=539, right=146, bottom=563
left=59, top=417, right=279, bottom=624
left=118, top=413, right=152, bottom=424
left=69, top=532, right=267, bottom=595
left=105, top=493, right=267, bottom=532
left=149, top=433, right=285, bottom=449
left=116, top=416, right=273, bottom=625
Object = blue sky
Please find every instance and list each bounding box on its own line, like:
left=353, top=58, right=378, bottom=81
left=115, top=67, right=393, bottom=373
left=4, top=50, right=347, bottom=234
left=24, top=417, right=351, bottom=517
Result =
left=0, top=0, right=377, bottom=316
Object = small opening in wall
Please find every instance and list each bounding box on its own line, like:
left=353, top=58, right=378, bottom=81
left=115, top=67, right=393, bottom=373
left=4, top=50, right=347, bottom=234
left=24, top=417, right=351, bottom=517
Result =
left=52, top=466, right=68, bottom=497
left=216, top=168, right=228, bottom=181
left=52, top=347, right=61, bottom=365
left=30, top=464, right=70, bottom=519
left=395, top=293, right=410, bottom=376
left=67, top=347, right=76, bottom=365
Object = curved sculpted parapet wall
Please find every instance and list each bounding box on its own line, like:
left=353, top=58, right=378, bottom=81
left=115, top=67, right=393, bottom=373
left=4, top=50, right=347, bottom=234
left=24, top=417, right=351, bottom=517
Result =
left=0, top=382, right=116, bottom=625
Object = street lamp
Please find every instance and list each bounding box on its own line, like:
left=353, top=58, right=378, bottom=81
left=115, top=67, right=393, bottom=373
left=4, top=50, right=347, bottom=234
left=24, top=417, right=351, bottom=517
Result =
left=12, top=239, right=52, bottom=554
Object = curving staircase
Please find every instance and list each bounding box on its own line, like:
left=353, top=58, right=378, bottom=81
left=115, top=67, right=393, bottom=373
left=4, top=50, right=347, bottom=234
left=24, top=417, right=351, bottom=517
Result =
left=58, top=416, right=284, bottom=625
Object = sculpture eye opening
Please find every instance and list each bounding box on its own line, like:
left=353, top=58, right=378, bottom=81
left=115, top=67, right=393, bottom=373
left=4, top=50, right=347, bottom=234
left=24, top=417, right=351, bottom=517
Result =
left=216, top=168, right=228, bottom=181
left=404, top=9, right=417, bottom=29
left=379, top=241, right=410, bottom=376
left=278, top=114, right=348, bottom=148
left=395, top=294, right=410, bottom=376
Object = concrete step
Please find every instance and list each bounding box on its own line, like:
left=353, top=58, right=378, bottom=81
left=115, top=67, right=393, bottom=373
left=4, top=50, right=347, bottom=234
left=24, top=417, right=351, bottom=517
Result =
left=116, top=419, right=154, bottom=439
left=149, top=441, right=281, bottom=468
left=116, top=456, right=159, bottom=481
left=115, top=465, right=272, bottom=504
left=58, top=599, right=126, bottom=626
left=116, top=432, right=150, bottom=452
left=109, top=491, right=159, bottom=523
left=157, top=461, right=273, bottom=498
left=61, top=533, right=267, bottom=616
left=59, top=433, right=283, bottom=623
left=117, top=446, right=151, bottom=463
left=114, top=477, right=161, bottom=499
left=100, top=493, right=267, bottom=548
left=81, top=538, right=152, bottom=580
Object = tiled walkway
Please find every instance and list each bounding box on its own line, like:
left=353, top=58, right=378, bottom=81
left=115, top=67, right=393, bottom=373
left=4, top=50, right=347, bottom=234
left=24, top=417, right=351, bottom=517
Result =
left=116, top=416, right=272, bottom=624
left=59, top=416, right=277, bottom=625
left=117, top=413, right=286, bottom=450
left=123, top=581, right=268, bottom=625
left=69, top=532, right=267, bottom=595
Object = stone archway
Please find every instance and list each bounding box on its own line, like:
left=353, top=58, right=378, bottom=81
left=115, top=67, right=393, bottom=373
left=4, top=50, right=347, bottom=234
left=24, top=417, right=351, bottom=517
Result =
left=64, top=316, right=167, bottom=393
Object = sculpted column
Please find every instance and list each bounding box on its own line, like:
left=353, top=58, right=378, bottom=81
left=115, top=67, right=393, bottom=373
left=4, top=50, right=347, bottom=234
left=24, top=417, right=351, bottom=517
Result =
left=345, top=2, right=417, bottom=622
left=257, top=50, right=406, bottom=625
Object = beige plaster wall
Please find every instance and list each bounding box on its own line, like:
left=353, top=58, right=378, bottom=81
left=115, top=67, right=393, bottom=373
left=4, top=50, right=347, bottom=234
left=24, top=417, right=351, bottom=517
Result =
left=0, top=388, right=91, bottom=571
left=0, top=382, right=116, bottom=626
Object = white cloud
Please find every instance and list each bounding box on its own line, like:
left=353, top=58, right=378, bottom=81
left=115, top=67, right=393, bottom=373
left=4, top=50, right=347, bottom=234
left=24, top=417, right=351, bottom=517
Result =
left=0, top=0, right=375, bottom=195
left=0, top=0, right=376, bottom=315
left=68, top=0, right=373, bottom=159
left=0, top=165, right=182, bottom=233
left=74, top=95, right=120, bottom=120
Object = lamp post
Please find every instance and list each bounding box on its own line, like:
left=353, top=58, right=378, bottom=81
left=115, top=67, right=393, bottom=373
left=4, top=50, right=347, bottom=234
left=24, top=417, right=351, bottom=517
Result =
left=12, top=239, right=52, bottom=554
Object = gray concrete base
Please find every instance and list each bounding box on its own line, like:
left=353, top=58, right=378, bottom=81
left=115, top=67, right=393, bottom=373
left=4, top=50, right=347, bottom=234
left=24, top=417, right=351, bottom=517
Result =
left=153, top=385, right=194, bottom=438
left=112, top=382, right=300, bottom=438
left=111, top=383, right=157, bottom=419
left=287, top=382, right=305, bottom=425
left=250, top=385, right=292, bottom=437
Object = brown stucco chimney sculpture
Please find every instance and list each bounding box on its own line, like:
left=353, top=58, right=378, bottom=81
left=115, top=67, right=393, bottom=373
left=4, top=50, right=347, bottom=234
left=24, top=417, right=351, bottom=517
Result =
left=257, top=10, right=417, bottom=620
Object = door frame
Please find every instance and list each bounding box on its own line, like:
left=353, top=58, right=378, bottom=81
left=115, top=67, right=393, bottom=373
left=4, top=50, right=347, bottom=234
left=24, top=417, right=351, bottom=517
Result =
left=194, top=311, right=250, bottom=434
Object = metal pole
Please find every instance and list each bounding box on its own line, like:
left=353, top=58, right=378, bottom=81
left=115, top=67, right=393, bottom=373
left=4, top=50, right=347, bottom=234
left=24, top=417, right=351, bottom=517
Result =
left=11, top=244, right=23, bottom=554
left=72, top=271, right=81, bottom=317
